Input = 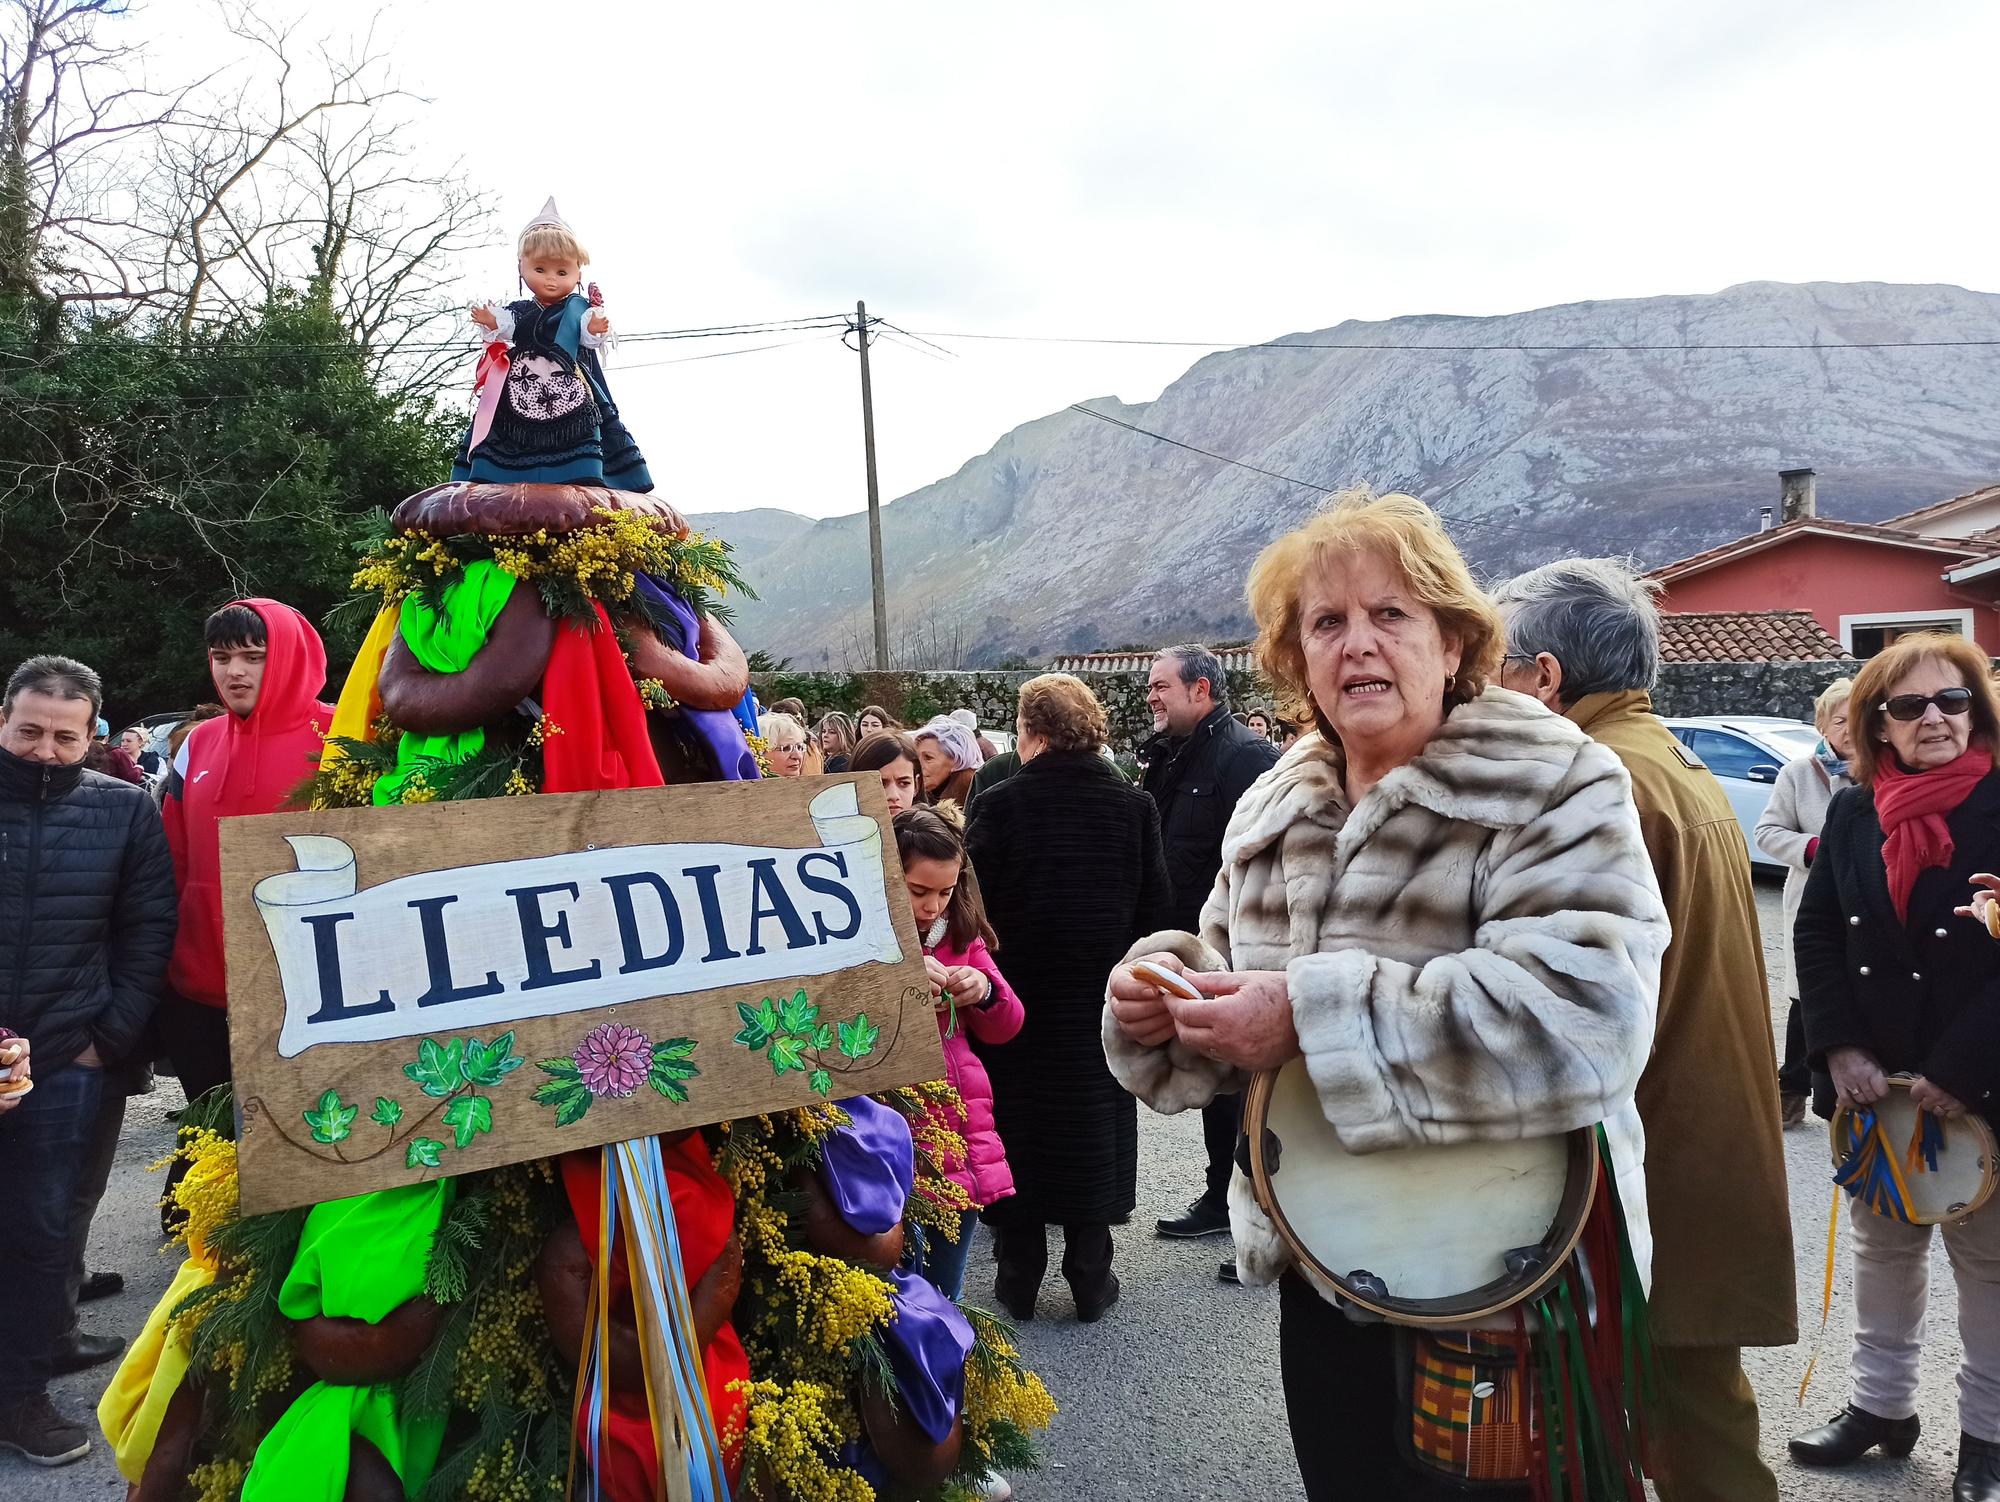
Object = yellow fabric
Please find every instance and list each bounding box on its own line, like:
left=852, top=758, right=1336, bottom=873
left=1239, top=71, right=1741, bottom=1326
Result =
left=97, top=1257, right=219, bottom=1484
left=317, top=602, right=401, bottom=774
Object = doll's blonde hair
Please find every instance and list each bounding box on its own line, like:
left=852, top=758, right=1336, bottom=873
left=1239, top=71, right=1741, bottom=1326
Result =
left=519, top=224, right=589, bottom=264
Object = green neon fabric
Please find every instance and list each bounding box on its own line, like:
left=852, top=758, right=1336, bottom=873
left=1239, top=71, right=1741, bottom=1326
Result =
left=240, top=1182, right=453, bottom=1502
left=372, top=560, right=517, bottom=805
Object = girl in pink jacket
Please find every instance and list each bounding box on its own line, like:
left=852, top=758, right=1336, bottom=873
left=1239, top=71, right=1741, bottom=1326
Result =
left=894, top=807, right=1023, bottom=1300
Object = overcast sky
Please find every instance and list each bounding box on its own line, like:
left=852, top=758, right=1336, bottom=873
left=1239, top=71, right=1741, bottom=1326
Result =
left=136, top=1, right=1997, bottom=519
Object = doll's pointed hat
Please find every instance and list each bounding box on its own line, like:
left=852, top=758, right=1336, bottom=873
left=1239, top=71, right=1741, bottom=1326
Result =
left=521, top=197, right=571, bottom=235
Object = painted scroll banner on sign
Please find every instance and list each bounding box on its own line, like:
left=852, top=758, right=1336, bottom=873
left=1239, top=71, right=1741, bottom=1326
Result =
left=253, top=784, right=901, bottom=1058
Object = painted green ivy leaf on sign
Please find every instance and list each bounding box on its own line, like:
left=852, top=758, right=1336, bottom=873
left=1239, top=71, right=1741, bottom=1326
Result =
left=462, top=1031, right=525, bottom=1088
left=304, top=1089, right=359, bottom=1145
left=809, top=1068, right=833, bottom=1099
left=405, top=1137, right=445, bottom=1170
left=440, top=1093, right=493, bottom=1150
left=777, top=989, right=818, bottom=1035
left=837, top=1014, right=880, bottom=1061
left=734, top=997, right=781, bottom=1051
left=405, top=1037, right=464, bottom=1098
left=370, top=1097, right=403, bottom=1128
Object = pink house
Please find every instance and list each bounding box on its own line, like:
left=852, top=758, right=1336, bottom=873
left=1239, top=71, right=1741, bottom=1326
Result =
left=1648, top=474, right=2000, bottom=657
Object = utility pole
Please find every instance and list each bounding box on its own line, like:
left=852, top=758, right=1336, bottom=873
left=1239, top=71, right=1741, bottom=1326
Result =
left=854, top=300, right=890, bottom=669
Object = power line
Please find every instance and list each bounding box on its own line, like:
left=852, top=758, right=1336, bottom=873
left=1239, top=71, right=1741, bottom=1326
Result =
left=1064, top=402, right=1548, bottom=542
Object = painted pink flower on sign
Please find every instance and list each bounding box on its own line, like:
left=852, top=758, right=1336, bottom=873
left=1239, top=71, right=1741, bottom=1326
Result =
left=534, top=1026, right=699, bottom=1125
left=573, top=1023, right=652, bottom=1099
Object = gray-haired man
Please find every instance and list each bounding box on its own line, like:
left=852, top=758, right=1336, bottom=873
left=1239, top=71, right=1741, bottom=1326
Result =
left=1494, top=559, right=1792, bottom=1502
left=1139, top=644, right=1278, bottom=1264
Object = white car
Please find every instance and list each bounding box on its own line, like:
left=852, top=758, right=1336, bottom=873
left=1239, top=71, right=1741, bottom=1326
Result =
left=1661, top=715, right=1824, bottom=870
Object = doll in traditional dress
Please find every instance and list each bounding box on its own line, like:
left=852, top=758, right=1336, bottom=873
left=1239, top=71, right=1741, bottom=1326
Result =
left=453, top=198, right=654, bottom=491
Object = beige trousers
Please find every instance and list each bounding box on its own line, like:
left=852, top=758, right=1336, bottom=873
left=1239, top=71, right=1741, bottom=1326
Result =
left=1849, top=1194, right=2000, bottom=1441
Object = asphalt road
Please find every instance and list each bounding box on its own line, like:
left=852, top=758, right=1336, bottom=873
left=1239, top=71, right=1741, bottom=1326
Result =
left=13, top=875, right=1971, bottom=1500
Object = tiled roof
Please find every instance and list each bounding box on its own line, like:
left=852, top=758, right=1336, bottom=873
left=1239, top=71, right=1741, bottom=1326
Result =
left=1881, top=483, right=2000, bottom=532
left=1050, top=645, right=1259, bottom=674
left=1658, top=610, right=1851, bottom=664
left=1646, top=516, right=1987, bottom=583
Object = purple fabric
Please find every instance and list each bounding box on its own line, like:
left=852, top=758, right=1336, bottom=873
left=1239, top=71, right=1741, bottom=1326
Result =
left=817, top=1095, right=913, bottom=1235
left=633, top=575, right=759, bottom=780
left=819, top=1096, right=972, bottom=1445
left=881, top=1267, right=974, bottom=1442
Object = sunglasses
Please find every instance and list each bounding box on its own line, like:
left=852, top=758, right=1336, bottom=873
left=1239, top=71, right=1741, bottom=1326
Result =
left=1879, top=688, right=1975, bottom=722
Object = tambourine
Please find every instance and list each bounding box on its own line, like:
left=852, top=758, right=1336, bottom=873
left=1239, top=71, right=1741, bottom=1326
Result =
left=1243, top=1059, right=1598, bottom=1326
left=1831, top=1074, right=1997, bottom=1225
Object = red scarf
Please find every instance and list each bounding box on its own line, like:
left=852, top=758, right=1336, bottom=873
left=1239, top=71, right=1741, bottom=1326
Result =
left=540, top=602, right=665, bottom=794
left=1873, top=745, right=1992, bottom=920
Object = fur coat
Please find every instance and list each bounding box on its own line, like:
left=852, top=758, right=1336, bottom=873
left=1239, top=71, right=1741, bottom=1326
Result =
left=1101, top=687, right=1670, bottom=1304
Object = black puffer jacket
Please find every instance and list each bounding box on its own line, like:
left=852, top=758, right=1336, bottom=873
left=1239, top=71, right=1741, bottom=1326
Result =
left=1797, top=770, right=2000, bottom=1117
left=1139, top=707, right=1279, bottom=933
left=0, top=745, right=177, bottom=1074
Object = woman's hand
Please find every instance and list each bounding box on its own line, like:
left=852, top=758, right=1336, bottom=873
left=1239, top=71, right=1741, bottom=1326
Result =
left=1954, top=873, right=2000, bottom=938
left=1909, top=1076, right=1970, bottom=1119
left=470, top=304, right=498, bottom=331
left=1828, top=1045, right=1889, bottom=1109
left=0, top=1033, right=29, bottom=1114
left=923, top=954, right=950, bottom=1009
left=942, top=966, right=988, bottom=1009
left=1168, top=970, right=1301, bottom=1072
left=1107, top=953, right=1184, bottom=1047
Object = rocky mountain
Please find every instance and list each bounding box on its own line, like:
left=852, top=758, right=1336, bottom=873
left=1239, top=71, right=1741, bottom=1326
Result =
left=690, top=281, right=2000, bottom=666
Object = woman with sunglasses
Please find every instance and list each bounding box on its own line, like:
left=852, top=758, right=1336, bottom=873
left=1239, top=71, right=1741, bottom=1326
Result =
left=1791, top=632, right=2000, bottom=1499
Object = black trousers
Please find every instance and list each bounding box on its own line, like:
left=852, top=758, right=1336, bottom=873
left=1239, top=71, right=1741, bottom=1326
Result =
left=1203, top=1090, right=1242, bottom=1204
left=1778, top=996, right=1810, bottom=1096
left=1280, top=1272, right=1516, bottom=1501
left=156, top=991, right=232, bottom=1104
left=990, top=1220, right=1114, bottom=1303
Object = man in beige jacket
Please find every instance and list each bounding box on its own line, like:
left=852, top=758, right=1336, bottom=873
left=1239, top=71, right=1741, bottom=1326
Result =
left=1495, top=559, right=1797, bottom=1502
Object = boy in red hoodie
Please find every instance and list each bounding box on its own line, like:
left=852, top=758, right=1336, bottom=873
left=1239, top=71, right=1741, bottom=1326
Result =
left=159, top=601, right=334, bottom=1100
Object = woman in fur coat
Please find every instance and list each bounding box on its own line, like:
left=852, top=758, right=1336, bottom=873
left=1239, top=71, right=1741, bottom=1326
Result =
left=1104, top=491, right=1669, bottom=1501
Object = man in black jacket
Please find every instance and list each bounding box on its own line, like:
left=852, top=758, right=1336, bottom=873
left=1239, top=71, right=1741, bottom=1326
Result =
left=1138, top=645, right=1278, bottom=1257
left=0, top=655, right=176, bottom=1467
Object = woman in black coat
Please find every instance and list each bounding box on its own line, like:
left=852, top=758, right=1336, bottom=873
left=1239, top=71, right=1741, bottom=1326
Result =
left=967, top=674, right=1171, bottom=1323
left=1791, top=633, right=2000, bottom=1500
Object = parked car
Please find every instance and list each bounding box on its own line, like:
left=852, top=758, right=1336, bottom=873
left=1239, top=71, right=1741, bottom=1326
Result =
left=1661, top=715, right=1823, bottom=870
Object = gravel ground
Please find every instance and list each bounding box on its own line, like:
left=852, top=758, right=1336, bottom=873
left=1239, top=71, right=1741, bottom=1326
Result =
left=12, top=874, right=1971, bottom=1499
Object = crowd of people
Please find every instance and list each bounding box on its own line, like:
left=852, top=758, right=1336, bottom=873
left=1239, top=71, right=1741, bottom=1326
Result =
left=5, top=490, right=2000, bottom=1500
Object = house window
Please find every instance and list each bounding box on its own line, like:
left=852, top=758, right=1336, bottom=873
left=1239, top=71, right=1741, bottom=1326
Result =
left=1840, top=609, right=1975, bottom=659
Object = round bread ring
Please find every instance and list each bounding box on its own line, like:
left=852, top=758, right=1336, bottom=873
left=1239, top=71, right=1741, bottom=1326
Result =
left=793, top=1169, right=905, bottom=1270
left=860, top=1389, right=964, bottom=1489
left=377, top=586, right=557, bottom=736
left=392, top=482, right=688, bottom=540
left=626, top=611, right=750, bottom=712
left=290, top=1297, right=445, bottom=1385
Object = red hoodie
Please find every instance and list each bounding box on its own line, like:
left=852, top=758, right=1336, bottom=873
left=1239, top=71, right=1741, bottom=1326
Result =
left=164, top=600, right=335, bottom=1009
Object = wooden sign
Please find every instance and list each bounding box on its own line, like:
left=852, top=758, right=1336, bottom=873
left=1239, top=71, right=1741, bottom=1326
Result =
left=219, top=776, right=941, bottom=1214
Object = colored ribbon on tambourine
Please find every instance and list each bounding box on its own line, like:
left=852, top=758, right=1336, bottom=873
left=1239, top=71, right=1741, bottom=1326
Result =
left=571, top=1140, right=728, bottom=1502
left=1799, top=1100, right=1949, bottom=1402
left=467, top=339, right=510, bottom=457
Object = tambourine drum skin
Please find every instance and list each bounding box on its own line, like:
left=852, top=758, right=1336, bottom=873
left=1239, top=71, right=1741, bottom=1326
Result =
left=1245, top=1058, right=1599, bottom=1326
left=1830, top=1076, right=1998, bottom=1226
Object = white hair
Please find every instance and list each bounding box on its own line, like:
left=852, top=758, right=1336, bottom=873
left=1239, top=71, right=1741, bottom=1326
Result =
left=915, top=716, right=983, bottom=771
left=1490, top=558, right=1662, bottom=697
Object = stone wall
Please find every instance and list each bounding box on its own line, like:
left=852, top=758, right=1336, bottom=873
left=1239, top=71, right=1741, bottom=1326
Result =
left=752, top=668, right=1276, bottom=750
left=1651, top=660, right=1854, bottom=721
left=754, top=658, right=1859, bottom=748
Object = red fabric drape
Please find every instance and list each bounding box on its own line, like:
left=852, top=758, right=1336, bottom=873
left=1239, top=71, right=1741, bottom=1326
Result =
left=539, top=602, right=665, bottom=793
left=560, top=1139, right=749, bottom=1500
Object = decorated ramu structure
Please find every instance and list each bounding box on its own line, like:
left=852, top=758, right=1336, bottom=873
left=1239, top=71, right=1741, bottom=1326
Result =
left=97, top=201, right=1053, bottom=1502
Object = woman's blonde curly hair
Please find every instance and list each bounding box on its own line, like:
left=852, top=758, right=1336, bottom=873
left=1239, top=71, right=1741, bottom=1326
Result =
left=1246, top=488, right=1504, bottom=742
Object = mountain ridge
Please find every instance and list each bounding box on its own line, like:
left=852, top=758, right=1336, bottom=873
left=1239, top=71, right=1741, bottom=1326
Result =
left=689, top=280, right=2000, bottom=666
